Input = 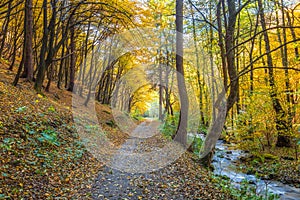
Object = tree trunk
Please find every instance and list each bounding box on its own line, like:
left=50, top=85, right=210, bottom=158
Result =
left=9, top=17, right=21, bottom=71
left=286, top=9, right=299, bottom=60
left=190, top=3, right=205, bottom=125
left=34, top=0, right=48, bottom=93
left=57, top=42, right=65, bottom=89
left=175, top=0, right=188, bottom=146
left=159, top=53, right=164, bottom=120
left=68, top=15, right=76, bottom=92
left=217, top=1, right=228, bottom=89
left=258, top=0, right=291, bottom=147
left=13, top=48, right=25, bottom=86
left=225, top=0, right=238, bottom=113
left=0, top=0, right=12, bottom=57
left=23, top=0, right=34, bottom=81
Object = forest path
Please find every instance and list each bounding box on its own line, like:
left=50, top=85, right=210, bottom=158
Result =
left=88, top=120, right=230, bottom=199
left=108, top=119, right=162, bottom=172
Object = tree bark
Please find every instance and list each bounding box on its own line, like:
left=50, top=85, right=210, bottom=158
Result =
left=23, top=0, right=34, bottom=81
left=190, top=3, right=205, bottom=125
left=175, top=0, right=188, bottom=146
left=0, top=0, right=12, bottom=57
left=34, top=0, right=48, bottom=93
left=68, top=15, right=76, bottom=92
left=258, top=0, right=291, bottom=147
left=225, top=0, right=238, bottom=113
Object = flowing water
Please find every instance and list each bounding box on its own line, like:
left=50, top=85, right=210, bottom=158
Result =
left=212, top=139, right=300, bottom=200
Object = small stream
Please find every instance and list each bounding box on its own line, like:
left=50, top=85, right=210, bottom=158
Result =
left=212, top=139, right=300, bottom=200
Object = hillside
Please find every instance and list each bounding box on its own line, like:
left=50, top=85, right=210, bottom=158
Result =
left=0, top=64, right=118, bottom=198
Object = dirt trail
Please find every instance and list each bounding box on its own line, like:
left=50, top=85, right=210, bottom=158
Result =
left=89, top=120, right=231, bottom=200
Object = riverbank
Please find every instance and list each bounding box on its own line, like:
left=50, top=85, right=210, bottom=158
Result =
left=212, top=139, right=300, bottom=199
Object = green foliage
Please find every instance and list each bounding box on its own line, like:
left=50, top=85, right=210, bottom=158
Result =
left=132, top=115, right=144, bottom=121
left=37, top=129, right=60, bottom=146
left=212, top=175, right=280, bottom=200
left=65, top=146, right=85, bottom=159
left=198, top=125, right=208, bottom=134
left=191, top=136, right=203, bottom=155
left=47, top=106, right=56, bottom=113
left=1, top=138, right=15, bottom=151
left=159, top=112, right=179, bottom=139
left=15, top=106, right=27, bottom=113
left=130, top=109, right=144, bottom=121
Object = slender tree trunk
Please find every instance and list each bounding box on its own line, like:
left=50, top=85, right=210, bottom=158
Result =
left=68, top=15, right=76, bottom=92
left=46, top=64, right=53, bottom=92
left=159, top=53, right=164, bottom=120
left=225, top=0, right=238, bottom=113
left=13, top=48, right=25, bottom=86
left=57, top=42, right=65, bottom=89
left=248, top=12, right=259, bottom=135
left=209, top=3, right=216, bottom=122
left=258, top=0, right=291, bottom=147
left=190, top=3, right=205, bottom=125
left=217, top=1, right=228, bottom=89
left=175, top=0, right=188, bottom=146
left=45, top=0, right=57, bottom=92
left=0, top=0, right=12, bottom=57
left=65, top=48, right=69, bottom=88
left=286, top=9, right=299, bottom=60
left=279, top=0, right=292, bottom=122
left=21, top=0, right=34, bottom=81
left=84, top=45, right=96, bottom=106
left=164, top=51, right=170, bottom=115
left=235, top=0, right=241, bottom=115
left=9, top=17, right=21, bottom=71
left=79, top=20, right=91, bottom=96
left=249, top=13, right=259, bottom=95
left=34, top=0, right=48, bottom=93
